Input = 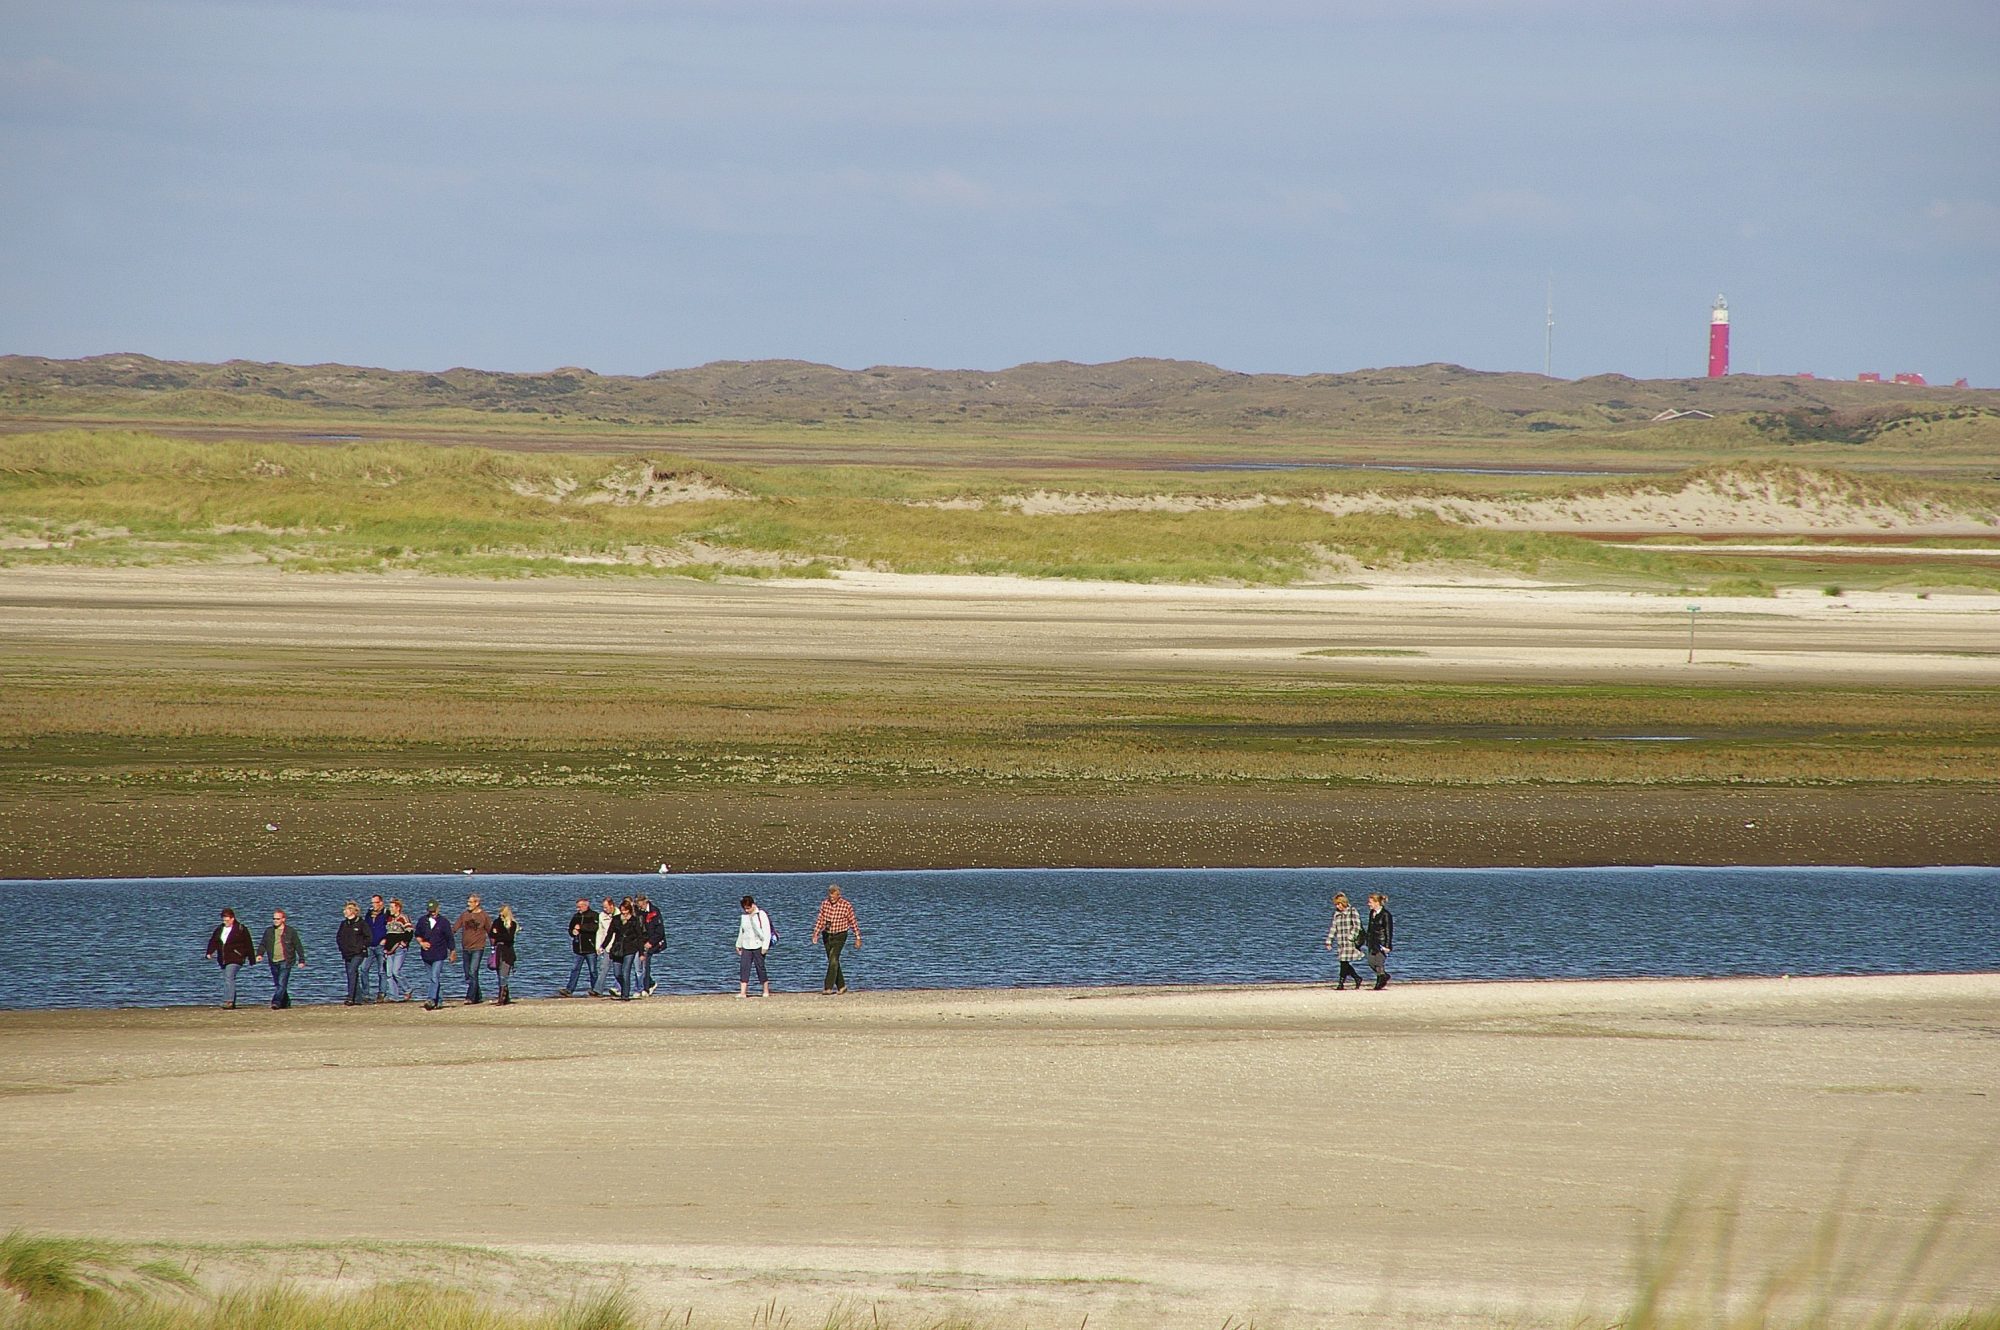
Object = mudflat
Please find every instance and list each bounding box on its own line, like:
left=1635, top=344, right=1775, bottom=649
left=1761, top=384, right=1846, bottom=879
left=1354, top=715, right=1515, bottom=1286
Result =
left=0, top=975, right=1993, bottom=1326
left=2, top=565, right=1995, bottom=878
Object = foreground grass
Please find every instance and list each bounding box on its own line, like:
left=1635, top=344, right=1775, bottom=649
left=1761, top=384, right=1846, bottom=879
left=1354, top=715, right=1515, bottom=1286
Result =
left=2, top=1229, right=1994, bottom=1329
left=4, top=431, right=1995, bottom=590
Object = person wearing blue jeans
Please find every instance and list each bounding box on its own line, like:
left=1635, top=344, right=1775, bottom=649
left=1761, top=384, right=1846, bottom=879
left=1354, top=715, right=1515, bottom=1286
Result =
left=560, top=898, right=599, bottom=996
left=257, top=908, right=306, bottom=1009
left=362, top=894, right=389, bottom=1002
left=457, top=894, right=492, bottom=1005
left=414, top=901, right=454, bottom=1010
left=204, top=907, right=255, bottom=1009
left=336, top=901, right=371, bottom=1005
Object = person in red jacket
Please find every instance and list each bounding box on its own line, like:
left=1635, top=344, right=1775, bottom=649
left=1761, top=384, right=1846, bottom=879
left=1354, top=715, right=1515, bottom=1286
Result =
left=204, top=907, right=255, bottom=1009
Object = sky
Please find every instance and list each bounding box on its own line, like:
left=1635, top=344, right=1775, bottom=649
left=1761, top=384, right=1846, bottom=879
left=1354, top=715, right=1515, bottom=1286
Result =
left=2, top=0, right=1995, bottom=382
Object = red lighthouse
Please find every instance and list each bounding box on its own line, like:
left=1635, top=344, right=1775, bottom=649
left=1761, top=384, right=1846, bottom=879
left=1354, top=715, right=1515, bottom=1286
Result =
left=1707, top=294, right=1730, bottom=378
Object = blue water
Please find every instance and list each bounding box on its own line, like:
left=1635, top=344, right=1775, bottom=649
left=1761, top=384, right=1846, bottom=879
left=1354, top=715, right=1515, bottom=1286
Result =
left=0, top=867, right=1993, bottom=1010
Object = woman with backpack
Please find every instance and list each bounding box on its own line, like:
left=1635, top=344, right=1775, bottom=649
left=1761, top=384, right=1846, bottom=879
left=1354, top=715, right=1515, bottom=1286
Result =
left=735, top=895, right=773, bottom=998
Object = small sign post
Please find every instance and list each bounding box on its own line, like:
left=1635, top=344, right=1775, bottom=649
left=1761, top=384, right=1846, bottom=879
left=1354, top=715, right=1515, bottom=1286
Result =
left=1686, top=604, right=1701, bottom=664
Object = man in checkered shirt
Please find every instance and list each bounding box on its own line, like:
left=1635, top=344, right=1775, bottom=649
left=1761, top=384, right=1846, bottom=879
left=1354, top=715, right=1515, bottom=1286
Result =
left=810, top=884, right=862, bottom=994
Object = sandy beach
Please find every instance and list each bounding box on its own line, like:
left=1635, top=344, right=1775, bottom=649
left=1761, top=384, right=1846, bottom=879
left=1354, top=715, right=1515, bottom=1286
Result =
left=1, top=974, right=1994, bottom=1326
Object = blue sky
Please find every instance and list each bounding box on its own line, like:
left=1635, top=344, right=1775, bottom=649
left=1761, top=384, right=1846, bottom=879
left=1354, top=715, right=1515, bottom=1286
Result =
left=2, top=1, right=1995, bottom=381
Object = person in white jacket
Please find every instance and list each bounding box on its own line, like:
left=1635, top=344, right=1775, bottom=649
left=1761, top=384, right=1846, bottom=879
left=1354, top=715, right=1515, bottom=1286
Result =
left=593, top=896, right=616, bottom=997
left=735, top=895, right=773, bottom=998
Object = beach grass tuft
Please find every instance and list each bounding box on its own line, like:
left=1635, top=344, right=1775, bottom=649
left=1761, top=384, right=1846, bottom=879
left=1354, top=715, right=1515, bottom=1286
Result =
left=0, top=1232, right=115, bottom=1303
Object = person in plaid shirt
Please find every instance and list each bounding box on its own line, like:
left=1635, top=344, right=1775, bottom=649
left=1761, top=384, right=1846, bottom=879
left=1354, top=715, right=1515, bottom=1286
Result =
left=1323, top=892, right=1364, bottom=990
left=809, top=884, right=862, bottom=994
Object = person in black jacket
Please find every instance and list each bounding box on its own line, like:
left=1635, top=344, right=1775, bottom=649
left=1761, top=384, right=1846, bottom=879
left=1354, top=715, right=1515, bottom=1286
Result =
left=1363, top=892, right=1396, bottom=990
left=204, top=907, right=256, bottom=1009
left=491, top=904, right=519, bottom=1005
left=606, top=898, right=644, bottom=1001
left=559, top=898, right=599, bottom=997
left=336, top=901, right=372, bottom=1006
left=637, top=894, right=665, bottom=997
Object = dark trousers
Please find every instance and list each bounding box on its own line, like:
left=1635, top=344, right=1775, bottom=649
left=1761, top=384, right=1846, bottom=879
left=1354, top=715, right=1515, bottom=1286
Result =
left=1368, top=948, right=1390, bottom=984
left=1337, top=960, right=1362, bottom=986
left=821, top=931, right=849, bottom=991
left=342, top=954, right=364, bottom=1002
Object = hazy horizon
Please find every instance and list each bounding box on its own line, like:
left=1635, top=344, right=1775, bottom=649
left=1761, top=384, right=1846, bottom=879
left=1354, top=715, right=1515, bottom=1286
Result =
left=3, top=1, right=1995, bottom=384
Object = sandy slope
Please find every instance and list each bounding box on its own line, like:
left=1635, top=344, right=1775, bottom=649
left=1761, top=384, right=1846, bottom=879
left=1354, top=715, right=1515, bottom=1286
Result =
left=1, top=975, right=1994, bottom=1327
left=981, top=468, right=2000, bottom=535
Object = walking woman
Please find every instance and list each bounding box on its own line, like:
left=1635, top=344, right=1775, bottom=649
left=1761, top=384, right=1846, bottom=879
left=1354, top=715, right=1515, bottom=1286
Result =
left=491, top=904, right=520, bottom=1005
left=735, top=895, right=773, bottom=998
left=1362, top=892, right=1396, bottom=990
left=1323, top=892, right=1364, bottom=990
left=809, top=883, right=861, bottom=994
left=382, top=899, right=415, bottom=1001
left=607, top=898, right=644, bottom=1000
left=204, top=907, right=255, bottom=1008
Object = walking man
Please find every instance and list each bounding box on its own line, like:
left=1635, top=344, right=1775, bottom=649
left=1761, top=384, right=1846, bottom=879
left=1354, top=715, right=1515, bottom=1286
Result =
left=415, top=900, right=454, bottom=1010
left=1363, top=892, right=1396, bottom=990
left=204, top=907, right=255, bottom=1008
left=559, top=897, right=600, bottom=996
left=457, top=893, right=492, bottom=1004
left=363, top=893, right=390, bottom=1002
left=336, top=900, right=371, bottom=1005
left=257, top=908, right=306, bottom=1009
left=1323, top=891, right=1364, bottom=990
left=809, top=883, right=861, bottom=994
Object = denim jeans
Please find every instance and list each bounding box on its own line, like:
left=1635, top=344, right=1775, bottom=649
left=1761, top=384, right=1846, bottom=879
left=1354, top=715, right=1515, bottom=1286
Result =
left=636, top=951, right=653, bottom=991
left=342, top=954, right=364, bottom=1002
left=611, top=954, right=635, bottom=999
left=268, top=960, right=295, bottom=1008
left=384, top=948, right=407, bottom=999
left=565, top=951, right=599, bottom=994
left=218, top=962, right=241, bottom=1006
left=424, top=958, right=447, bottom=1006
left=462, top=946, right=487, bottom=1002
left=362, top=945, right=385, bottom=998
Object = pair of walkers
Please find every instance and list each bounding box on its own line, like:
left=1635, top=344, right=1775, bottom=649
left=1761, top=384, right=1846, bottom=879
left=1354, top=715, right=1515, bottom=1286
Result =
left=1323, top=891, right=1395, bottom=989
left=202, top=908, right=298, bottom=1009
left=737, top=885, right=866, bottom=998
left=558, top=894, right=663, bottom=1000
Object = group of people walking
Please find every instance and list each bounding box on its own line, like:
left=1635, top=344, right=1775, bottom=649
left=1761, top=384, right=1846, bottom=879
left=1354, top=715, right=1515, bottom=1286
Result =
left=203, top=883, right=865, bottom=1010
left=206, top=882, right=1392, bottom=1009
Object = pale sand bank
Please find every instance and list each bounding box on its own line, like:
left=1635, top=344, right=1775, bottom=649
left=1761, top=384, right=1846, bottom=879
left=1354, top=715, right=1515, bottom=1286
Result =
left=1, top=974, right=1994, bottom=1326
left=4, top=562, right=1996, bottom=682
